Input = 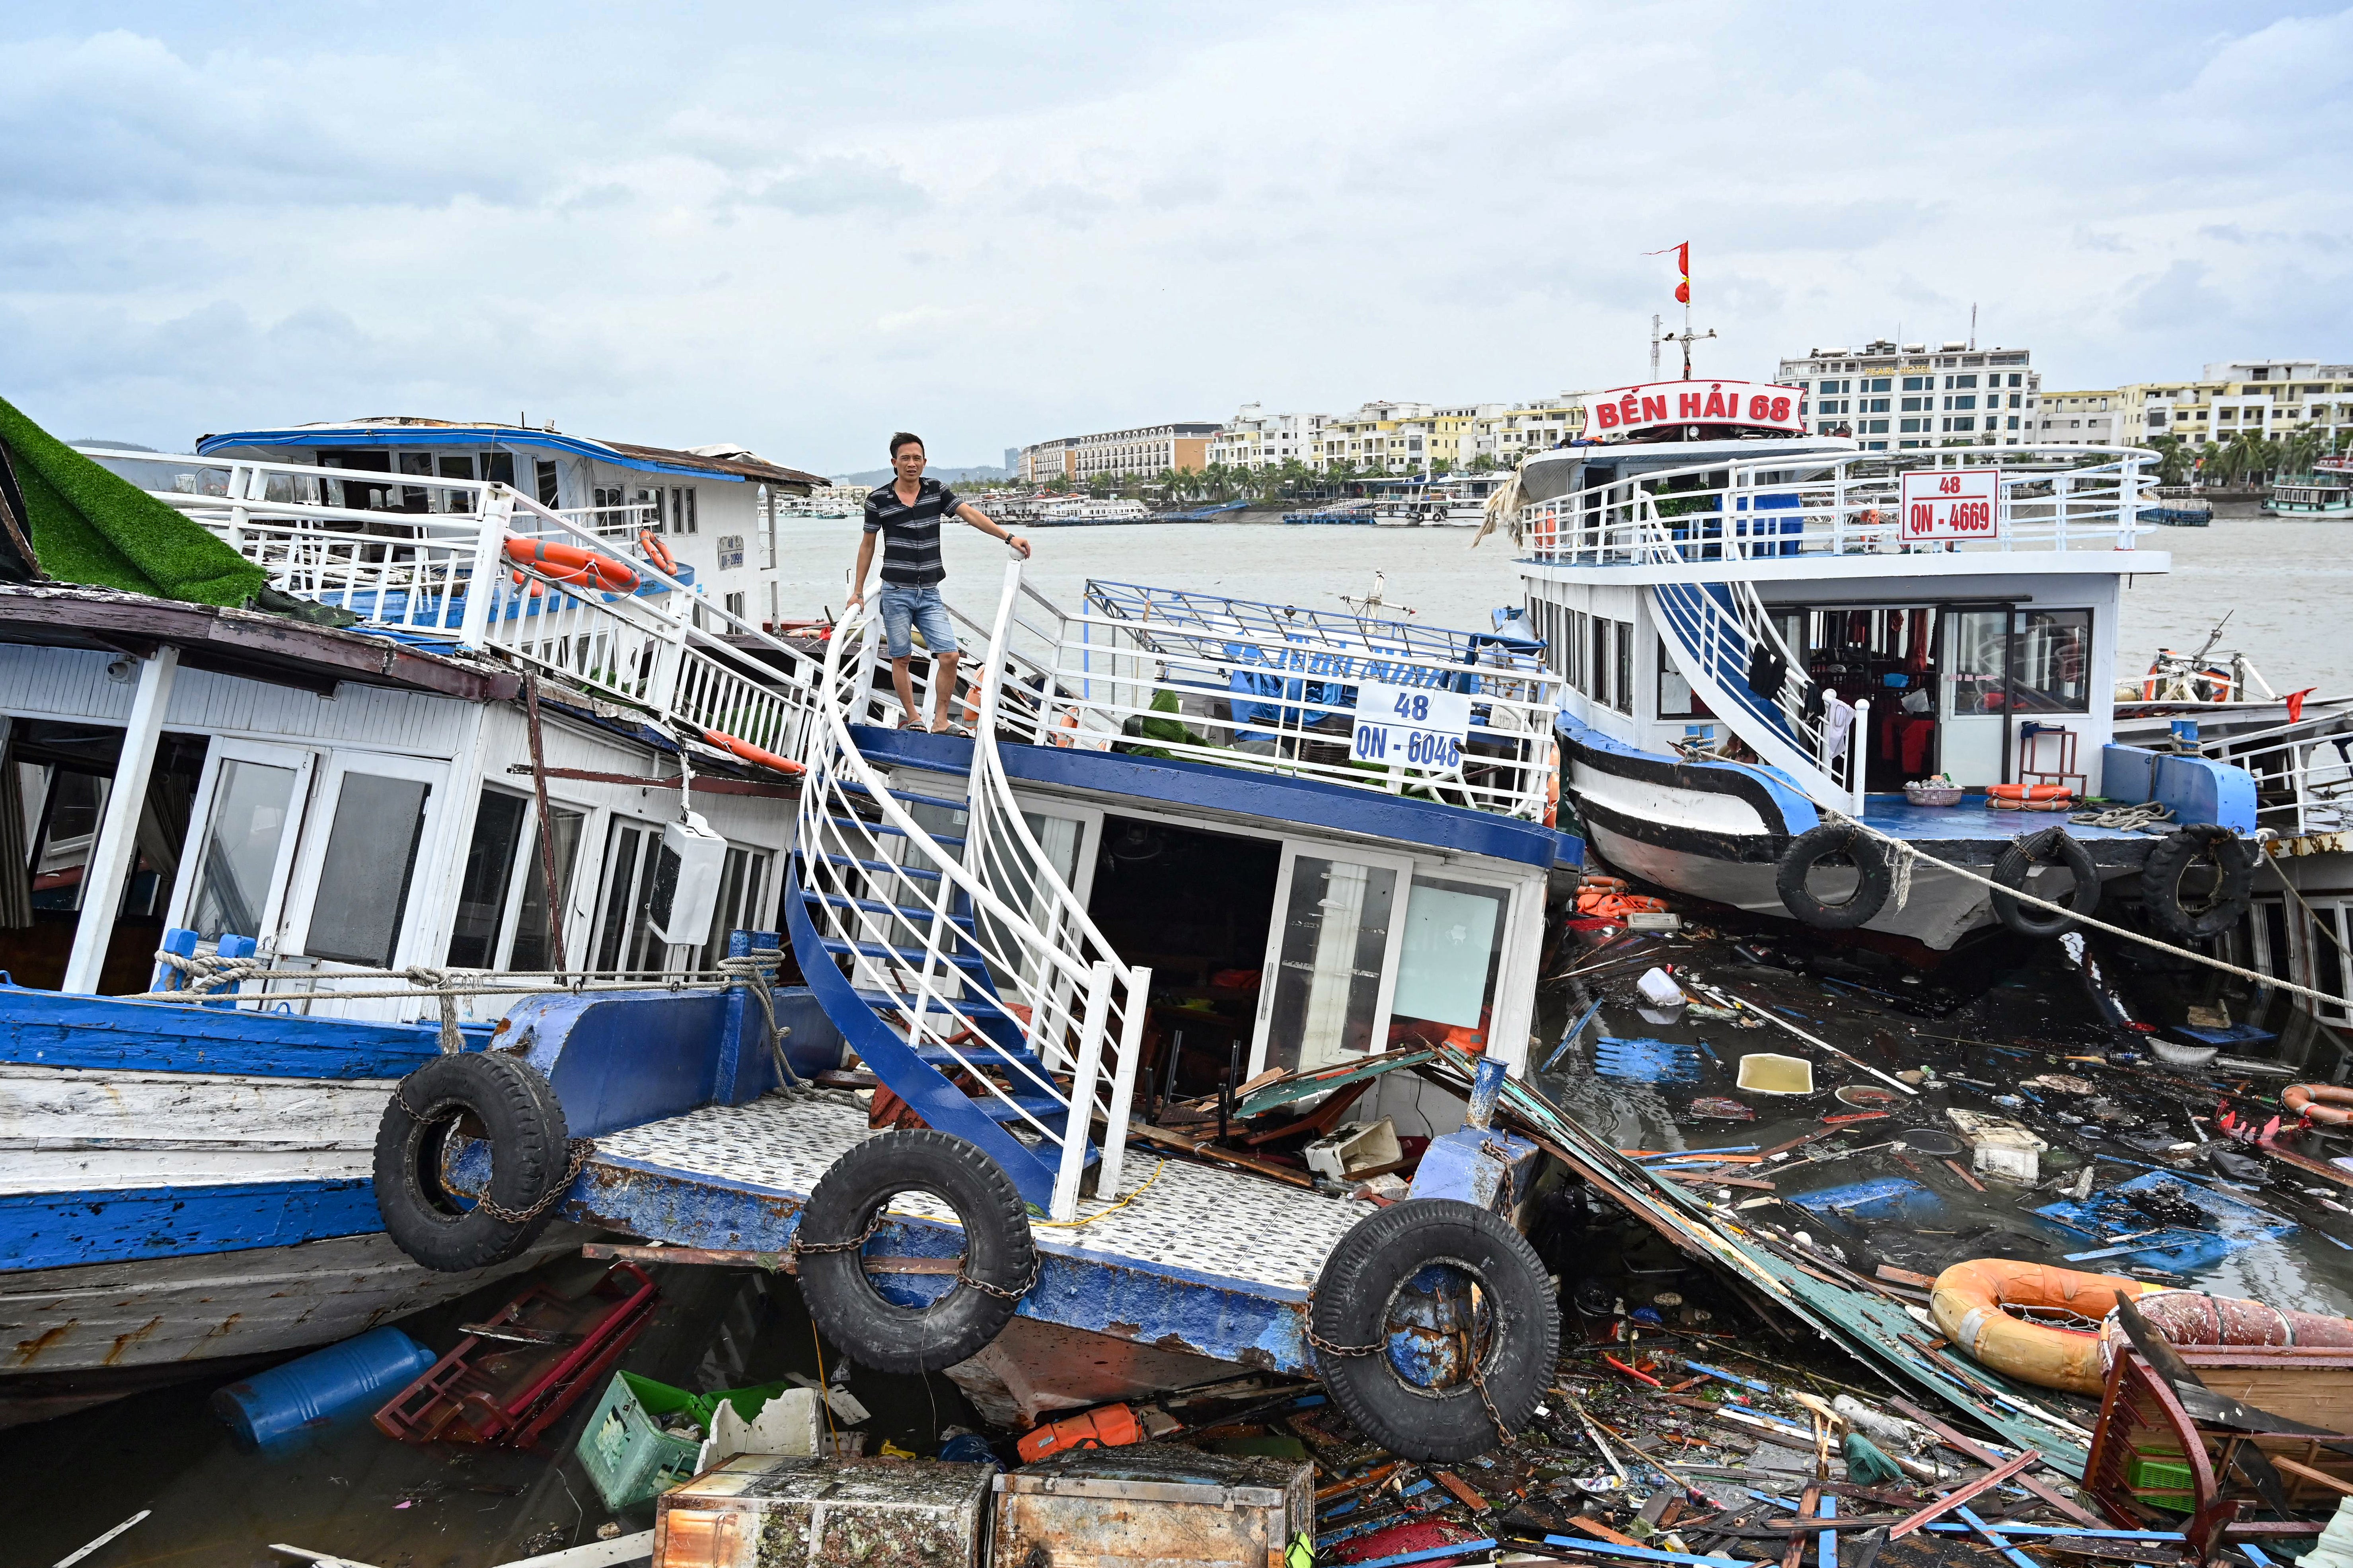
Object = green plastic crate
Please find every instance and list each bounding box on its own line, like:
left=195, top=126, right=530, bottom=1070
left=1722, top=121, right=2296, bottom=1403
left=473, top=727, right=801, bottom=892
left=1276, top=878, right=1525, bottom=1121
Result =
left=2125, top=1451, right=2197, bottom=1506
left=575, top=1372, right=794, bottom=1511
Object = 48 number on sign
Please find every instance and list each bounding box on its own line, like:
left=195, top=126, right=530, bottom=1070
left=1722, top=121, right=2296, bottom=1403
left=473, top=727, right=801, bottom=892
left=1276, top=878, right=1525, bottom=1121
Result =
left=1352, top=681, right=1472, bottom=770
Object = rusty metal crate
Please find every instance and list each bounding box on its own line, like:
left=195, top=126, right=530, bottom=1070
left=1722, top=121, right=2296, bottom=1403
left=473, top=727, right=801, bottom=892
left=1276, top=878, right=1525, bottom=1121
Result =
left=652, top=1454, right=994, bottom=1567
left=2087, top=1345, right=2353, bottom=1559
left=991, top=1442, right=1313, bottom=1568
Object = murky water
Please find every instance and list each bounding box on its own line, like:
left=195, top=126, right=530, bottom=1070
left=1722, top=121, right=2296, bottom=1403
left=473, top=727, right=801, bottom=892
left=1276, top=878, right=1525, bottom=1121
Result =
left=779, top=510, right=2353, bottom=698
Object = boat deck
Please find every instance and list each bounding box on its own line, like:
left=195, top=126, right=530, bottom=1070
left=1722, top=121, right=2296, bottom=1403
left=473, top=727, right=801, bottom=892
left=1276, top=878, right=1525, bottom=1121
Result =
left=567, top=1095, right=1375, bottom=1373
left=1857, top=794, right=2160, bottom=862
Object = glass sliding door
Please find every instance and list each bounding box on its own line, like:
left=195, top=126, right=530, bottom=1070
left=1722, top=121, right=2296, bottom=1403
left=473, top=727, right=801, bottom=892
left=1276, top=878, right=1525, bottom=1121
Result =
left=172, top=741, right=316, bottom=949
left=1251, top=847, right=1408, bottom=1078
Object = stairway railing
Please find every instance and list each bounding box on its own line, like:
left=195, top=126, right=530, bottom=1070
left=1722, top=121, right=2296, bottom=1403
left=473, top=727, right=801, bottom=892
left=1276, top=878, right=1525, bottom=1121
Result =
left=797, top=588, right=1143, bottom=1220
left=1634, top=505, right=1864, bottom=810
left=968, top=559, right=1152, bottom=1204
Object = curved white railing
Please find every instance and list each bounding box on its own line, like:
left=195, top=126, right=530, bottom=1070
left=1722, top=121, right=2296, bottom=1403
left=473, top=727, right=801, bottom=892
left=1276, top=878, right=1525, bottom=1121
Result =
left=796, top=587, right=1148, bottom=1219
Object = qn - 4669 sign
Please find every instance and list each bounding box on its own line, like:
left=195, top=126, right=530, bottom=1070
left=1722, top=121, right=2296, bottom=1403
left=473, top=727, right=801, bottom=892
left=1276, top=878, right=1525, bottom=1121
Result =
left=1897, top=467, right=2001, bottom=542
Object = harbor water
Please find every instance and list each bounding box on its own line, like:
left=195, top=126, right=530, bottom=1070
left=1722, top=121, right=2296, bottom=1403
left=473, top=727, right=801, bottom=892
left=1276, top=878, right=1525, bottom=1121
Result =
left=778, top=511, right=2353, bottom=695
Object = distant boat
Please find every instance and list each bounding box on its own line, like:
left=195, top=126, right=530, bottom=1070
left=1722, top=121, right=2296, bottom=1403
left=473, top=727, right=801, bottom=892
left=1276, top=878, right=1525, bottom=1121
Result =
left=2264, top=461, right=2353, bottom=517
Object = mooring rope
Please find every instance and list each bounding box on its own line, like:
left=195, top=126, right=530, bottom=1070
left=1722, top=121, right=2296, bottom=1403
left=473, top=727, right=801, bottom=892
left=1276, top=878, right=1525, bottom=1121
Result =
left=1827, top=810, right=2353, bottom=1016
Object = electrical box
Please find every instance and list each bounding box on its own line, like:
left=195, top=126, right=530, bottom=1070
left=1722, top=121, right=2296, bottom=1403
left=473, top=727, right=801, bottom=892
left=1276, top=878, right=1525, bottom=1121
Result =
left=648, top=811, right=729, bottom=946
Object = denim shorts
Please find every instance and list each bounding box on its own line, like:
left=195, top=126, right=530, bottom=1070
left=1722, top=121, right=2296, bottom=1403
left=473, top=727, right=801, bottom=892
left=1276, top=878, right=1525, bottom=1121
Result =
left=877, top=583, right=959, bottom=661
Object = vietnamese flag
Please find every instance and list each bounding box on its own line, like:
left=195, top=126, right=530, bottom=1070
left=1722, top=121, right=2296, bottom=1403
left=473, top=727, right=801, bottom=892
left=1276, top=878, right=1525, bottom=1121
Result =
left=1649, top=242, right=1691, bottom=304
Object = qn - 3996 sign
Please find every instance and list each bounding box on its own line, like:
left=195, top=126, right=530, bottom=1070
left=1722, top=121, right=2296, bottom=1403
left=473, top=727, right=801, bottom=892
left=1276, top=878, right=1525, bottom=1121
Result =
left=1898, top=468, right=2001, bottom=541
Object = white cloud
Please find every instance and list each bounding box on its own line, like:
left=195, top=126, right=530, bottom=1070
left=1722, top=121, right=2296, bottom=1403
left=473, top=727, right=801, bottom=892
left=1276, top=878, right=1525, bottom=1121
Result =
left=0, top=1, right=2347, bottom=472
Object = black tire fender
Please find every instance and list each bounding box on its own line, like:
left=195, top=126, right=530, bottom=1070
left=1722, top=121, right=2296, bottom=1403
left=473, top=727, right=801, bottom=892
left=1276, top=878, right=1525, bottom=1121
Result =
left=2139, top=823, right=2258, bottom=941
left=373, top=1052, right=571, bottom=1273
left=1991, top=828, right=2102, bottom=938
left=1309, top=1198, right=1557, bottom=1463
left=1774, top=822, right=1893, bottom=930
left=797, top=1130, right=1037, bottom=1374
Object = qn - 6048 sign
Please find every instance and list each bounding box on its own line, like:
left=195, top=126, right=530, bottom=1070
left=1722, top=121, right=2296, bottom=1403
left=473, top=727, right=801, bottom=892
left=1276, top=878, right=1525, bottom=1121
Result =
left=1897, top=467, right=2002, bottom=542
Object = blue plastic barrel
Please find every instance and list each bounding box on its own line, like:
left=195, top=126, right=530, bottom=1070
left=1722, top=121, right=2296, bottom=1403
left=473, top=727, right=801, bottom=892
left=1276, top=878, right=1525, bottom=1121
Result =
left=210, top=1325, right=438, bottom=1450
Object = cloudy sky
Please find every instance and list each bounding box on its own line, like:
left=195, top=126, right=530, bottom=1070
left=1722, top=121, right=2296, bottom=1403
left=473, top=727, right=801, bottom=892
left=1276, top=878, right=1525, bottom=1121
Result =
left=4, top=2, right=2348, bottom=474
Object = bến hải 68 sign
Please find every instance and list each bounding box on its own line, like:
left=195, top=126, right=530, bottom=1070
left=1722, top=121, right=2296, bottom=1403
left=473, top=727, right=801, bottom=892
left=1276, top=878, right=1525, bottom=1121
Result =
left=1586, top=380, right=1806, bottom=437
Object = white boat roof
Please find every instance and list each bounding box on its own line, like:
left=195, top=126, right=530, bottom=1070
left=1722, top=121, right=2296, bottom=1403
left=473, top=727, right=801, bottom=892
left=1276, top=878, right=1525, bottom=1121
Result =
left=1521, top=436, right=1858, bottom=503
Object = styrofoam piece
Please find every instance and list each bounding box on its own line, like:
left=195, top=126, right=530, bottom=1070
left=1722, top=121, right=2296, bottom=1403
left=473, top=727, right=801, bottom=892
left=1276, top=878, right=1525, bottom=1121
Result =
left=2297, top=1494, right=2353, bottom=1568
left=1948, top=1108, right=2048, bottom=1183
left=1304, top=1117, right=1402, bottom=1180
left=1637, top=967, right=1686, bottom=1007
left=705, top=1386, right=822, bottom=1468
left=1736, top=1053, right=1814, bottom=1095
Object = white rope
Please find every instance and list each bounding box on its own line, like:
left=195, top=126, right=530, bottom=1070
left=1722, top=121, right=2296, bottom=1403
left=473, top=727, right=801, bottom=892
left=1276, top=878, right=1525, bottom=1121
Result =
left=715, top=951, right=811, bottom=1094
left=1829, top=811, right=2353, bottom=1016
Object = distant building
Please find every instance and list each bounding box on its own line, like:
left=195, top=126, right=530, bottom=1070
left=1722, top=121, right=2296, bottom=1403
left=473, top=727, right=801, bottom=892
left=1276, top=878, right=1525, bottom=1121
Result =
left=1209, top=404, right=1328, bottom=469
left=2033, top=391, right=2119, bottom=446
left=1019, top=423, right=1219, bottom=484
left=1776, top=339, right=2041, bottom=451
left=1003, top=447, right=1020, bottom=475
left=1314, top=401, right=1472, bottom=473
left=2115, top=361, right=2353, bottom=449
left=1464, top=397, right=1580, bottom=470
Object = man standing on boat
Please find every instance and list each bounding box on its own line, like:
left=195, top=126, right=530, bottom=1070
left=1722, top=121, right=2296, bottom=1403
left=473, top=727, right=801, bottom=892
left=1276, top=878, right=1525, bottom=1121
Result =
left=847, top=432, right=1031, bottom=735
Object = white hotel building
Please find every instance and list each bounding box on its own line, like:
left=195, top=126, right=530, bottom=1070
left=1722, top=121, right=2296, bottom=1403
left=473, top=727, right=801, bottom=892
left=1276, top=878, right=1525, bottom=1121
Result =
left=1208, top=405, right=1328, bottom=469
left=1776, top=340, right=2042, bottom=451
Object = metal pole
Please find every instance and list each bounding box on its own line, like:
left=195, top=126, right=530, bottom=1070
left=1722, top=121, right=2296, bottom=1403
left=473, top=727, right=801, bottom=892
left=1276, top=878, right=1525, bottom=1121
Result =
left=63, top=648, right=180, bottom=993
left=522, top=674, right=570, bottom=973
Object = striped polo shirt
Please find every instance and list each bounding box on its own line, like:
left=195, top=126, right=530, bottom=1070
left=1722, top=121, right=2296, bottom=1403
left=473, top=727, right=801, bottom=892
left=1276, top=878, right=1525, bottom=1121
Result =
left=863, top=477, right=964, bottom=587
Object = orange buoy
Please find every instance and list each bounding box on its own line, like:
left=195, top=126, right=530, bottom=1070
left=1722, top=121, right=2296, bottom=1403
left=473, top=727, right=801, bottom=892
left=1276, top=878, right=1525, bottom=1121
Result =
left=1931, top=1260, right=2167, bottom=1395
left=2286, top=1083, right=2353, bottom=1126
left=504, top=535, right=639, bottom=593
left=639, top=530, right=677, bottom=577
left=702, top=728, right=805, bottom=777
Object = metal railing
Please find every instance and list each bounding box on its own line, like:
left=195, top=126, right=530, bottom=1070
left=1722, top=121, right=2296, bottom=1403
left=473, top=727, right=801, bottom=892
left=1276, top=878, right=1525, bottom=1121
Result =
left=1634, top=505, right=1867, bottom=810
left=1519, top=444, right=2154, bottom=566
left=795, top=581, right=1149, bottom=1220
left=2203, top=718, right=2353, bottom=839
left=92, top=451, right=817, bottom=764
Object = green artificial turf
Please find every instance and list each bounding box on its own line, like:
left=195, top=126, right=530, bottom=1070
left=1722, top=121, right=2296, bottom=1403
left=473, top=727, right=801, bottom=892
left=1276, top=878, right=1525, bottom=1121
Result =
left=0, top=395, right=265, bottom=605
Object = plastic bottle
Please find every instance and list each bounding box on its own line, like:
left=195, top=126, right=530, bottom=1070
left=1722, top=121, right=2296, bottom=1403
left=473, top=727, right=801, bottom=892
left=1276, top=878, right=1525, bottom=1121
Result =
left=210, top=1325, right=438, bottom=1450
left=1637, top=967, right=1686, bottom=1008
left=1832, top=1393, right=1930, bottom=1453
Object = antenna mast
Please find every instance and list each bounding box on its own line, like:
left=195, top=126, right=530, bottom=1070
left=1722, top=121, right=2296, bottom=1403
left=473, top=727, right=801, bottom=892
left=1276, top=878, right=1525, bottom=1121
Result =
left=1650, top=314, right=1662, bottom=377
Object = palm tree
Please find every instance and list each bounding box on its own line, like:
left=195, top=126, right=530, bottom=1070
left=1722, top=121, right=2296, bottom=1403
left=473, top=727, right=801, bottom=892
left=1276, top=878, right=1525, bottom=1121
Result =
left=2144, top=435, right=2190, bottom=487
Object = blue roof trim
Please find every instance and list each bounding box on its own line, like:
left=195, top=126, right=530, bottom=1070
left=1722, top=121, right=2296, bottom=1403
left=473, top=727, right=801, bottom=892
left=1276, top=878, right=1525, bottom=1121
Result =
left=195, top=426, right=748, bottom=483
left=851, top=726, right=1561, bottom=868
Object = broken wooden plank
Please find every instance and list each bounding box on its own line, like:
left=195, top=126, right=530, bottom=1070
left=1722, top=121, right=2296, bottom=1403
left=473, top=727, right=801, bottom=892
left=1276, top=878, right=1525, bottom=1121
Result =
left=2271, top=1455, right=2353, bottom=1497
left=1885, top=1450, right=2040, bottom=1540
left=1942, top=1158, right=1987, bottom=1194
left=1126, top=1122, right=1318, bottom=1187
left=1875, top=1264, right=1940, bottom=1289
left=1885, top=1396, right=2108, bottom=1531
left=580, top=1241, right=959, bottom=1276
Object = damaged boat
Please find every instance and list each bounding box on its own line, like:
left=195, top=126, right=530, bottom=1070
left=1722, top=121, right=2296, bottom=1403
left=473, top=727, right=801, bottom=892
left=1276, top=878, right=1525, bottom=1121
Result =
left=0, top=410, right=828, bottom=1423
left=1501, top=376, right=2265, bottom=948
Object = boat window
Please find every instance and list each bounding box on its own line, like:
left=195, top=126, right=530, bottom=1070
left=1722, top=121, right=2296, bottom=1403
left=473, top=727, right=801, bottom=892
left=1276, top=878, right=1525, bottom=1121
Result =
left=506, top=805, right=584, bottom=973
left=1388, top=876, right=1508, bottom=1052
left=1589, top=617, right=1611, bottom=708
left=594, top=818, right=658, bottom=973
left=2012, top=609, right=2092, bottom=713
left=24, top=768, right=109, bottom=912
left=1948, top=610, right=2010, bottom=714
left=1612, top=621, right=1634, bottom=715
left=188, top=759, right=300, bottom=942
left=534, top=460, right=561, bottom=508
left=1656, top=636, right=1707, bottom=719
left=2310, top=903, right=2350, bottom=1025
left=447, top=790, right=530, bottom=969
left=306, top=773, right=430, bottom=967
left=1263, top=856, right=1397, bottom=1074
left=701, top=845, right=772, bottom=962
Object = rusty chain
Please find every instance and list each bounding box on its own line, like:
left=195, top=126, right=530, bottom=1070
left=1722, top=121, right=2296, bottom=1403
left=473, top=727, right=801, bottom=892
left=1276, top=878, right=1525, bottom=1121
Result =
left=1304, top=1290, right=1518, bottom=1447
left=790, top=1204, right=1038, bottom=1303
left=409, top=1086, right=594, bottom=1227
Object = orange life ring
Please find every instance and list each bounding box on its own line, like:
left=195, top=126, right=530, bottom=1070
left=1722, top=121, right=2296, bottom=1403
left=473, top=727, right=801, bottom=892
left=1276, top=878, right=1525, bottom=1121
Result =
left=640, top=530, right=678, bottom=577
left=702, top=728, right=805, bottom=777
left=1543, top=739, right=1562, bottom=829
left=1987, top=782, right=2028, bottom=801
left=1930, top=1260, right=2167, bottom=1395
left=1052, top=708, right=1079, bottom=748
left=2286, top=1083, right=2353, bottom=1126
left=1987, top=783, right=2069, bottom=802
left=1576, top=891, right=1669, bottom=918
left=504, top=535, right=638, bottom=593
left=1529, top=506, right=1557, bottom=554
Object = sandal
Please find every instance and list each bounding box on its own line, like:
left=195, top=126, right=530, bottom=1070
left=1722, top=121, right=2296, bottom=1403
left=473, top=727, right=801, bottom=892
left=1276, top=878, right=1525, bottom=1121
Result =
left=898, top=718, right=928, bottom=730
left=932, top=720, right=974, bottom=738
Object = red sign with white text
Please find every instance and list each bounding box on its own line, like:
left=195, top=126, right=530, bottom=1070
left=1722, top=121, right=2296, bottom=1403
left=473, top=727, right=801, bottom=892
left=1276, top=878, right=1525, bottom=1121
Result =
left=1585, top=379, right=1805, bottom=438
left=1899, top=468, right=2002, bottom=541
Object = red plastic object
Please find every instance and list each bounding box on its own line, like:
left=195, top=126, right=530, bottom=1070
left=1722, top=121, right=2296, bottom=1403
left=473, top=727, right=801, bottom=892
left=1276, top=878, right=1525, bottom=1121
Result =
left=374, top=1262, right=659, bottom=1448
left=1017, top=1402, right=1145, bottom=1463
